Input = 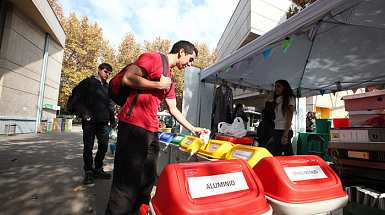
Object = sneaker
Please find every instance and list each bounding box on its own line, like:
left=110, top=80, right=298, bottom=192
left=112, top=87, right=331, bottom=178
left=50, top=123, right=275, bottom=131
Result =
left=93, top=169, right=111, bottom=179
left=83, top=171, right=93, bottom=185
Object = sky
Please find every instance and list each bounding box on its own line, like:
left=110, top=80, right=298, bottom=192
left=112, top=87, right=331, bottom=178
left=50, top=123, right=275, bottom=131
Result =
left=59, top=0, right=240, bottom=51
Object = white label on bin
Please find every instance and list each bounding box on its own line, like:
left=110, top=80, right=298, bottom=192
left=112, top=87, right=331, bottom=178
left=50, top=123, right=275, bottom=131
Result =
left=208, top=143, right=220, bottom=152
left=187, top=172, right=249, bottom=199
left=184, top=139, right=193, bottom=145
left=284, top=165, right=327, bottom=181
left=175, top=136, right=183, bottom=141
left=232, top=150, right=253, bottom=160
left=163, top=134, right=170, bottom=138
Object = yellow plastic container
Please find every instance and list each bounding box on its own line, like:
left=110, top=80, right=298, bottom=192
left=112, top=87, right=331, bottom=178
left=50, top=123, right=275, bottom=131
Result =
left=198, top=139, right=234, bottom=160
left=226, top=145, right=273, bottom=168
left=179, top=136, right=204, bottom=163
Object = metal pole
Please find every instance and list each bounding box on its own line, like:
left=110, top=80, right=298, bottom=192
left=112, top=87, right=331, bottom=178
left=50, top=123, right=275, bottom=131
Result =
left=35, top=33, right=50, bottom=132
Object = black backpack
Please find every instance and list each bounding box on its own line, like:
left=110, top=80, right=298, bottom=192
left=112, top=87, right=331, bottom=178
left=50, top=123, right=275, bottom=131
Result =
left=108, top=53, right=172, bottom=116
left=67, top=78, right=92, bottom=114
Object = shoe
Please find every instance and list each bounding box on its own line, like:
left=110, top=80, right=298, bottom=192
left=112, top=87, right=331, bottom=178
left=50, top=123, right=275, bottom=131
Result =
left=93, top=169, right=111, bottom=179
left=83, top=171, right=93, bottom=185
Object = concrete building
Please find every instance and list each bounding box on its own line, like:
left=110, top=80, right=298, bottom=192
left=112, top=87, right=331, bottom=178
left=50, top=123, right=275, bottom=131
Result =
left=0, top=0, right=65, bottom=134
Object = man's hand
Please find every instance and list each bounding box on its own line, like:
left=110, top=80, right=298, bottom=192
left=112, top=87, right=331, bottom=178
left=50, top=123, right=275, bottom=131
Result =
left=191, top=127, right=203, bottom=136
left=159, top=75, right=172, bottom=90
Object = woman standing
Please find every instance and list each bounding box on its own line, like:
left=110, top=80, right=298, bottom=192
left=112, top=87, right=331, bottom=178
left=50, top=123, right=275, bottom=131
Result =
left=267, top=80, right=295, bottom=156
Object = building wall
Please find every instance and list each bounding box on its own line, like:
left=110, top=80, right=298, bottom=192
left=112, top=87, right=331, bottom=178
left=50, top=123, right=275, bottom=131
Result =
left=0, top=1, right=64, bottom=134
left=217, top=0, right=291, bottom=61
left=306, top=88, right=366, bottom=119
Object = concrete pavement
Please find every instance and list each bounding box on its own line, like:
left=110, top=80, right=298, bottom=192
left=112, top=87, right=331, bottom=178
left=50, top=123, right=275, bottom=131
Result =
left=0, top=125, right=116, bottom=215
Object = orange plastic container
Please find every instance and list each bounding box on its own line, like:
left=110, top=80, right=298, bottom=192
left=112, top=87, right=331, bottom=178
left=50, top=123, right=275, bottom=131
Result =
left=332, top=118, right=350, bottom=128
left=215, top=134, right=254, bottom=145
left=150, top=159, right=272, bottom=215
left=253, top=155, right=348, bottom=215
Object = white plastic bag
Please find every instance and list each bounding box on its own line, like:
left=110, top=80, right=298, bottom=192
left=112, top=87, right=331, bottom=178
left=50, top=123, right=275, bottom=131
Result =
left=217, top=117, right=247, bottom=137
left=230, top=117, right=247, bottom=137
left=218, top=122, right=232, bottom=134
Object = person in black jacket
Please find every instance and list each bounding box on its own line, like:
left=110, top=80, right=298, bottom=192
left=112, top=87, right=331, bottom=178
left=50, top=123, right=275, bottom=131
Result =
left=257, top=108, right=275, bottom=148
left=232, top=103, right=249, bottom=123
left=73, top=63, right=115, bottom=185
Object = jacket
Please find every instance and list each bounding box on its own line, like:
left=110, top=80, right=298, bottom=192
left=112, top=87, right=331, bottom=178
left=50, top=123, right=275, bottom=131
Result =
left=212, top=84, right=233, bottom=124
left=73, top=76, right=115, bottom=123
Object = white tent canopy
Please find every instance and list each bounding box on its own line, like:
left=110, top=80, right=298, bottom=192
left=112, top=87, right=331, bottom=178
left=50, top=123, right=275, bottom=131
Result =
left=200, top=0, right=385, bottom=97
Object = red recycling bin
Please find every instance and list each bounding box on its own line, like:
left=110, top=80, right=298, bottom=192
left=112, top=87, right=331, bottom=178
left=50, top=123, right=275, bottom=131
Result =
left=150, top=159, right=272, bottom=215
left=253, top=155, right=348, bottom=215
left=215, top=134, right=254, bottom=145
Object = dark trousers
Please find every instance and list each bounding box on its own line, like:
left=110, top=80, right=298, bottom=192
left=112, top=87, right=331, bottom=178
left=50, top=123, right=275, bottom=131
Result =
left=105, top=121, right=159, bottom=215
left=82, top=122, right=109, bottom=172
left=267, top=129, right=294, bottom=156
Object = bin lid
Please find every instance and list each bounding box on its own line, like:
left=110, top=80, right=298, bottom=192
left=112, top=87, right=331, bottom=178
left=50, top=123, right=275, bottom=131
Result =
left=159, top=132, right=177, bottom=144
left=151, top=159, right=271, bottom=215
left=253, top=155, right=346, bottom=204
left=171, top=134, right=188, bottom=146
left=198, top=140, right=234, bottom=160
left=179, top=136, right=204, bottom=152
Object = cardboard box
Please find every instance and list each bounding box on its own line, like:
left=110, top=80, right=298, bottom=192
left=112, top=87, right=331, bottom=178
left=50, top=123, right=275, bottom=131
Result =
left=37, top=122, right=47, bottom=133
left=342, top=91, right=385, bottom=111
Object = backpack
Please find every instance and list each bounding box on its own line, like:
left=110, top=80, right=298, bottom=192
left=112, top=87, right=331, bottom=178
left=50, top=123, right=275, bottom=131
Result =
left=67, top=78, right=92, bottom=115
left=108, top=53, right=171, bottom=114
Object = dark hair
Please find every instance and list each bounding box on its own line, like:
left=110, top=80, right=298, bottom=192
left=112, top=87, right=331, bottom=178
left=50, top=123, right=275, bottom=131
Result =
left=262, top=108, right=275, bottom=128
left=170, top=40, right=198, bottom=57
left=274, top=79, right=295, bottom=117
left=98, top=63, right=112, bottom=72
left=234, top=103, right=243, bottom=112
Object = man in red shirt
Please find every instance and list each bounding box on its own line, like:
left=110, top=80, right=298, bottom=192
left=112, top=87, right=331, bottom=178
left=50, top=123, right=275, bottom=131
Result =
left=105, top=40, right=202, bottom=215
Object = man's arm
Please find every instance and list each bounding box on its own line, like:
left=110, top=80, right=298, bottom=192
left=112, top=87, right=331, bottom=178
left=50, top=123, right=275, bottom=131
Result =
left=165, top=98, right=202, bottom=136
left=122, top=64, right=171, bottom=90
left=73, top=79, right=91, bottom=121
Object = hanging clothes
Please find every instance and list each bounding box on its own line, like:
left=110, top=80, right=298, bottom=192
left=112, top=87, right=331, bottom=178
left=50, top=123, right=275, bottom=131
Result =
left=212, top=84, right=233, bottom=124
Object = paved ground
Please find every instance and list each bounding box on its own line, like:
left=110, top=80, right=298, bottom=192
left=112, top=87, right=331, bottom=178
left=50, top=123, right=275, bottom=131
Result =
left=0, top=125, right=119, bottom=215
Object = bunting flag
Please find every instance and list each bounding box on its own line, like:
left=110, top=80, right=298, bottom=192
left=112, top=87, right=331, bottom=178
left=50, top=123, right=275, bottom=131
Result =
left=351, top=88, right=358, bottom=94
left=367, top=85, right=376, bottom=92
left=319, top=89, right=325, bottom=96
left=307, top=23, right=322, bottom=41
left=297, top=87, right=302, bottom=97
left=267, top=90, right=270, bottom=96
left=235, top=61, right=241, bottom=72
left=225, top=66, right=231, bottom=73
left=242, top=86, right=247, bottom=93
left=219, top=77, right=222, bottom=85
left=247, top=57, right=254, bottom=69
left=282, top=38, right=293, bottom=54
left=332, top=90, right=336, bottom=96
left=263, top=48, right=273, bottom=62
left=339, top=2, right=361, bottom=24
left=335, top=81, right=342, bottom=91
left=216, top=74, right=218, bottom=84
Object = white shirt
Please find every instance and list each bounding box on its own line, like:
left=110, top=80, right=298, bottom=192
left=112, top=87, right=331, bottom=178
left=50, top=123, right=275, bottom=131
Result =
left=274, top=96, right=295, bottom=130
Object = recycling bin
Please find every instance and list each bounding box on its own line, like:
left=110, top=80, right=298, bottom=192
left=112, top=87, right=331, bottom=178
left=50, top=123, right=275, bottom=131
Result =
left=197, top=139, right=234, bottom=162
left=157, top=132, right=177, bottom=176
left=149, top=159, right=273, bottom=215
left=226, top=145, right=272, bottom=168
left=215, top=134, right=254, bottom=145
left=253, top=155, right=348, bottom=215
left=170, top=134, right=188, bottom=164
left=178, top=136, right=204, bottom=163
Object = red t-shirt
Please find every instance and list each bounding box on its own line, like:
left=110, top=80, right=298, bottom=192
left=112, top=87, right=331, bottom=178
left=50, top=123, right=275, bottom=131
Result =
left=117, top=52, right=175, bottom=132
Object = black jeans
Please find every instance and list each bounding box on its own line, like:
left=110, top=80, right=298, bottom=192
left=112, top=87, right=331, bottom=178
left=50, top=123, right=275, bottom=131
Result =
left=105, top=121, right=159, bottom=215
left=267, top=129, right=294, bottom=156
left=82, top=122, right=109, bottom=172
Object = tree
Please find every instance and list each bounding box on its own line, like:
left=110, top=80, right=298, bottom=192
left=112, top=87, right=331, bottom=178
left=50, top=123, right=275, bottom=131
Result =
left=58, top=13, right=112, bottom=113
left=115, top=33, right=142, bottom=75
left=48, top=0, right=65, bottom=25
left=286, top=0, right=318, bottom=19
